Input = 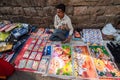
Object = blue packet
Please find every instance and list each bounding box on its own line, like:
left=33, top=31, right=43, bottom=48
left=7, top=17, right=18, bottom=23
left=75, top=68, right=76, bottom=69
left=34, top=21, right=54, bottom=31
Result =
left=43, top=46, right=51, bottom=56
left=11, top=24, right=29, bottom=39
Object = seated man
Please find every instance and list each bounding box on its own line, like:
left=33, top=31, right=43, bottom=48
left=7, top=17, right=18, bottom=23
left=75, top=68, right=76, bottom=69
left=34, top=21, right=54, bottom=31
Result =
left=49, top=3, right=73, bottom=43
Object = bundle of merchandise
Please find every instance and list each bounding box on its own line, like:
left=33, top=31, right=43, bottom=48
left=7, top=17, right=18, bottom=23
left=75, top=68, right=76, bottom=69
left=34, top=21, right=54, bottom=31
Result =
left=82, top=29, right=103, bottom=45
left=47, top=44, right=120, bottom=79
left=13, top=27, right=120, bottom=79
left=0, top=20, right=35, bottom=62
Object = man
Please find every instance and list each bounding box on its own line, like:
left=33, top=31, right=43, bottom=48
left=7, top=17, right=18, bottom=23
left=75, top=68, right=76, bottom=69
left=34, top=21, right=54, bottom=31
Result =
left=49, top=3, right=73, bottom=43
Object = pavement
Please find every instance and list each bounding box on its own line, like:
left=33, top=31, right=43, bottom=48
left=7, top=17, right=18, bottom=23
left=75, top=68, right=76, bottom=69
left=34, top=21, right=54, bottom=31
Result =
left=8, top=70, right=65, bottom=80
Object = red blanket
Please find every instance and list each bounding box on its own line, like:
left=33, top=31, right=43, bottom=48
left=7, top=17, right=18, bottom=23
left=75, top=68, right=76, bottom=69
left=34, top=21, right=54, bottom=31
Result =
left=0, top=59, right=15, bottom=76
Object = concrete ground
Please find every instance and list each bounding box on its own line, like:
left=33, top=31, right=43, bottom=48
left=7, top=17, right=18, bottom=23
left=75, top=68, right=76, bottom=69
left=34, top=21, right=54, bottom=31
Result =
left=8, top=70, right=65, bottom=80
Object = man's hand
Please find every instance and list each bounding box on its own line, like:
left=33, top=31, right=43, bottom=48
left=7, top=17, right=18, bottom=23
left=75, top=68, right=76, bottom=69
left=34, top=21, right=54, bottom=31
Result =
left=59, top=26, right=65, bottom=30
left=62, top=35, right=72, bottom=43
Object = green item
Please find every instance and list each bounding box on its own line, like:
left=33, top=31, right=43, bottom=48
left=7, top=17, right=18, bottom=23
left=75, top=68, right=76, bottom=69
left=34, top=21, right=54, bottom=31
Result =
left=89, top=46, right=110, bottom=56
left=62, top=45, right=72, bottom=55
left=0, top=32, right=10, bottom=41
left=16, top=23, right=22, bottom=28
left=99, top=72, right=104, bottom=76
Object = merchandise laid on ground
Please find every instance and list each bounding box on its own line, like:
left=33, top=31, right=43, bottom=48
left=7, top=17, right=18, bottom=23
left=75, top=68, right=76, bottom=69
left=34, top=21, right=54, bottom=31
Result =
left=13, top=27, right=120, bottom=80
left=1, top=20, right=120, bottom=80
left=0, top=20, right=35, bottom=62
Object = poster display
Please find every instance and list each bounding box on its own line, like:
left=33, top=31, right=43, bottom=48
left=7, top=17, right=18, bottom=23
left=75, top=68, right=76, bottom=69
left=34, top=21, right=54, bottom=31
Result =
left=89, top=46, right=120, bottom=79
left=72, top=45, right=98, bottom=79
left=83, top=29, right=103, bottom=45
left=48, top=45, right=73, bottom=77
left=13, top=28, right=120, bottom=80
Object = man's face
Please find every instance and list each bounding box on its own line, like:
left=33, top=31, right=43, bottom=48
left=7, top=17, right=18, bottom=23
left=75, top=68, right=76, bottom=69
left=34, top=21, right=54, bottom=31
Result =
left=56, top=9, right=64, bottom=18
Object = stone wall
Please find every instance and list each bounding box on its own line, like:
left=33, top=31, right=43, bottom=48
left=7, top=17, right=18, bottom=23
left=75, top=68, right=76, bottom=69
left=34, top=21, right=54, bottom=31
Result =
left=0, top=0, right=120, bottom=29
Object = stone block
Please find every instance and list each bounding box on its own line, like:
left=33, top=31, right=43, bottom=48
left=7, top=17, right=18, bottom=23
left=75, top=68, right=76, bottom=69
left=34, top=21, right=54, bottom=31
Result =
left=94, top=16, right=106, bottom=23
left=0, top=7, right=13, bottom=15
left=0, top=0, right=17, bottom=6
left=0, top=15, right=11, bottom=21
left=32, top=17, right=43, bottom=24
left=43, top=6, right=56, bottom=16
left=105, top=15, right=116, bottom=24
left=96, top=0, right=113, bottom=6
left=34, top=0, right=47, bottom=7
left=112, top=0, right=120, bottom=5
left=74, top=7, right=89, bottom=16
left=36, top=7, right=44, bottom=17
left=23, top=7, right=37, bottom=16
left=16, top=0, right=31, bottom=7
left=42, top=16, right=53, bottom=25
left=71, top=15, right=90, bottom=24
left=88, top=6, right=105, bottom=15
left=18, top=0, right=46, bottom=7
left=47, top=0, right=62, bottom=6
left=13, top=7, right=24, bottom=15
left=66, top=6, right=74, bottom=15
left=69, top=0, right=98, bottom=6
left=104, top=6, right=120, bottom=16
left=76, top=23, right=104, bottom=29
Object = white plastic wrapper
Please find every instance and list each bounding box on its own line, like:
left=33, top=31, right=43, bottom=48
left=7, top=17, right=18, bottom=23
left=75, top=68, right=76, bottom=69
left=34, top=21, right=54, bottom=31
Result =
left=35, top=52, right=42, bottom=60
left=37, top=39, right=42, bottom=45
left=18, top=59, right=27, bottom=68
left=28, top=44, right=34, bottom=50
left=23, top=50, right=31, bottom=58
left=29, top=52, right=37, bottom=59
left=25, top=60, right=34, bottom=69
left=32, top=45, right=39, bottom=51
left=32, top=61, right=39, bottom=70
left=38, top=57, right=50, bottom=74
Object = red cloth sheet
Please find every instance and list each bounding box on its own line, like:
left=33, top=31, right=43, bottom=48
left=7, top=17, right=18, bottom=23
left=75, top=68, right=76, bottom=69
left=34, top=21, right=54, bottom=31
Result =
left=0, top=59, right=15, bottom=76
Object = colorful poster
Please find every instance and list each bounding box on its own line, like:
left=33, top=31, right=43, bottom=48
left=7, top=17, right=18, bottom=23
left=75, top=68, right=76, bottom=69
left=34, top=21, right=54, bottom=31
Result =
left=94, top=58, right=120, bottom=78
left=48, top=45, right=73, bottom=76
left=89, top=46, right=111, bottom=60
left=83, top=29, right=103, bottom=45
left=72, top=46, right=98, bottom=79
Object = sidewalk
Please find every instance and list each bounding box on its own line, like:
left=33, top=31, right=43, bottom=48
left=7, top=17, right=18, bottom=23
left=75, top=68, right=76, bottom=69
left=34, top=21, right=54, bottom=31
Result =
left=8, top=70, right=64, bottom=80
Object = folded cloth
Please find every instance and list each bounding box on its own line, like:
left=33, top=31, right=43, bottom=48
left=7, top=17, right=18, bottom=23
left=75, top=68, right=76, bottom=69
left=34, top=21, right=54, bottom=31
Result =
left=0, top=59, right=15, bottom=76
left=0, top=42, right=13, bottom=52
left=0, top=24, right=12, bottom=32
